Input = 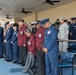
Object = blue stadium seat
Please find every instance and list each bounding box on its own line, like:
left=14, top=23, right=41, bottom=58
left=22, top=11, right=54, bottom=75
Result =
left=68, top=42, right=76, bottom=53
left=58, top=52, right=74, bottom=75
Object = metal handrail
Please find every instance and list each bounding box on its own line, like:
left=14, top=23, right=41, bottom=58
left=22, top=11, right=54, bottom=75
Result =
left=58, top=40, right=76, bottom=55
left=58, top=40, right=76, bottom=42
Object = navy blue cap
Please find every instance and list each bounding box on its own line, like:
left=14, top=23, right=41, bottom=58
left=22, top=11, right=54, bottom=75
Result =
left=71, top=17, right=76, bottom=21
left=4, top=22, right=9, bottom=27
left=41, top=18, right=50, bottom=25
left=36, top=20, right=42, bottom=24
left=13, top=23, right=19, bottom=27
left=54, top=22, right=60, bottom=25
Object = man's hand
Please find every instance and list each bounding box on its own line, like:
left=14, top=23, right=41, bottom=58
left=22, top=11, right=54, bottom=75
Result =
left=4, top=40, right=7, bottom=43
left=28, top=51, right=32, bottom=54
left=23, top=44, right=26, bottom=47
left=43, top=47, right=48, bottom=53
left=11, top=42, right=13, bottom=44
left=70, top=32, right=73, bottom=36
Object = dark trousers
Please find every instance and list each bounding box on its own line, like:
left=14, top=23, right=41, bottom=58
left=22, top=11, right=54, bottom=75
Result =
left=12, top=44, right=19, bottom=62
left=0, top=41, right=3, bottom=57
left=5, top=43, right=12, bottom=60
left=37, top=49, right=45, bottom=75
left=45, top=53, right=58, bottom=75
left=19, top=46, right=27, bottom=64
left=3, top=43, right=6, bottom=59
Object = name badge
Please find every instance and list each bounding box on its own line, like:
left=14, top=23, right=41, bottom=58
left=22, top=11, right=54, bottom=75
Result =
left=16, top=33, right=18, bottom=37
left=28, top=41, right=31, bottom=45
left=47, top=30, right=51, bottom=34
left=7, top=32, right=9, bottom=34
left=20, top=31, right=23, bottom=34
left=14, top=32, right=16, bottom=34
left=38, top=34, right=42, bottom=38
left=74, top=26, right=76, bottom=27
left=8, top=30, right=9, bottom=32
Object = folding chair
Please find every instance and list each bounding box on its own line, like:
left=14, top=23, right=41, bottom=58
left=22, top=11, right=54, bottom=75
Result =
left=58, top=52, right=74, bottom=75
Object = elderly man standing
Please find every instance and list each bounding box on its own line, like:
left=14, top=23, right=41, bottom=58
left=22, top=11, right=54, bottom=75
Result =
left=22, top=28, right=36, bottom=75
left=4, top=22, right=13, bottom=61
left=36, top=21, right=45, bottom=75
left=0, top=23, right=3, bottom=58
left=58, top=17, right=69, bottom=52
left=11, top=23, right=19, bottom=63
left=42, top=18, right=59, bottom=75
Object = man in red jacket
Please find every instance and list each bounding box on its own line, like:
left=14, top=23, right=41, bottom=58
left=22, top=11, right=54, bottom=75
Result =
left=18, top=19, right=27, bottom=66
left=22, top=28, right=36, bottom=75
left=36, top=21, right=45, bottom=75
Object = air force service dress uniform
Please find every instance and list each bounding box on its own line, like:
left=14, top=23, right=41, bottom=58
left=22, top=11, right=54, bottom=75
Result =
left=69, top=17, right=76, bottom=40
left=42, top=18, right=59, bottom=75
left=0, top=26, right=3, bottom=57
left=4, top=22, right=13, bottom=61
left=11, top=23, right=19, bottom=63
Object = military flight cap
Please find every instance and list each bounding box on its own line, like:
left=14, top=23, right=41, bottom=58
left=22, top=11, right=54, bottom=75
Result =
left=36, top=20, right=42, bottom=24
left=70, top=17, right=76, bottom=21
left=13, top=23, right=19, bottom=27
left=4, top=22, right=9, bottom=27
left=41, top=18, right=50, bottom=25
left=54, top=22, right=60, bottom=25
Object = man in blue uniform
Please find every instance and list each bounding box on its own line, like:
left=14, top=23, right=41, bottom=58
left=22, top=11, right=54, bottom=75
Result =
left=69, top=17, right=76, bottom=40
left=11, top=23, right=19, bottom=63
left=4, top=22, right=13, bottom=62
left=41, top=18, right=59, bottom=75
left=0, top=22, right=3, bottom=58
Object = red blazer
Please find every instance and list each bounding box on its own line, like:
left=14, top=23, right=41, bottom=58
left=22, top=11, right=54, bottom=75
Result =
left=36, top=26, right=45, bottom=51
left=27, top=34, right=36, bottom=56
left=18, top=24, right=27, bottom=46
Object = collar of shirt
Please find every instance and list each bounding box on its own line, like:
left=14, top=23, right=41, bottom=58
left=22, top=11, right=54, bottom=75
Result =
left=36, top=26, right=42, bottom=32
left=47, top=24, right=53, bottom=30
left=72, top=22, right=76, bottom=26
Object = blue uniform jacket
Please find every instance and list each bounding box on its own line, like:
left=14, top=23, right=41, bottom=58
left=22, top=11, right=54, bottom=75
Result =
left=11, top=30, right=18, bottom=45
left=44, top=25, right=59, bottom=54
left=5, top=27, right=13, bottom=43
left=0, top=27, right=3, bottom=42
left=69, top=23, right=76, bottom=40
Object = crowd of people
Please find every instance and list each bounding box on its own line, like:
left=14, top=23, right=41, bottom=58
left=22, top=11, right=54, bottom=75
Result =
left=0, top=16, right=76, bottom=75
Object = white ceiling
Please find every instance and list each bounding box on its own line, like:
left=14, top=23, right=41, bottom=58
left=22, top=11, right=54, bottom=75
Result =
left=0, top=0, right=76, bottom=20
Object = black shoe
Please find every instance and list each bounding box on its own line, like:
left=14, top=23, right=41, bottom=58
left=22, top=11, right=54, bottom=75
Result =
left=18, top=62, right=22, bottom=64
left=6, top=60, right=12, bottom=62
left=0, top=56, right=4, bottom=58
left=21, top=64, right=25, bottom=66
left=13, top=61, right=18, bottom=63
